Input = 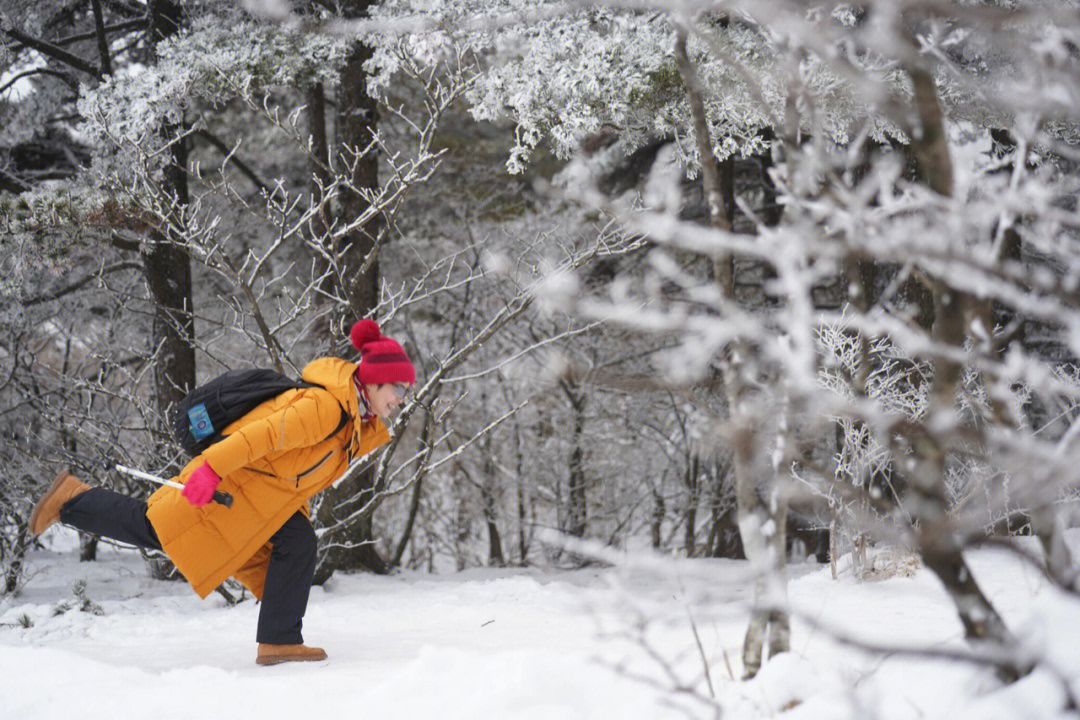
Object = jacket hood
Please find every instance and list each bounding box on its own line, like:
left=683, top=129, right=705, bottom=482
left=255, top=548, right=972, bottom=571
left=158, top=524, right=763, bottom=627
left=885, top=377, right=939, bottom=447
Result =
left=301, top=356, right=390, bottom=447
left=302, top=356, right=357, bottom=390
left=302, top=357, right=359, bottom=412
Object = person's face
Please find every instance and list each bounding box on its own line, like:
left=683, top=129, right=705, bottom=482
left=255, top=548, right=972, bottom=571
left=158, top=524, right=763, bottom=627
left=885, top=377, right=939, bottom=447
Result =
left=364, top=382, right=410, bottom=418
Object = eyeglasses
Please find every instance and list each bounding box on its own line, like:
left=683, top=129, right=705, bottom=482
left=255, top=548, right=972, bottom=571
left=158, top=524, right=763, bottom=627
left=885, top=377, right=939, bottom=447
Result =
left=390, top=383, right=411, bottom=399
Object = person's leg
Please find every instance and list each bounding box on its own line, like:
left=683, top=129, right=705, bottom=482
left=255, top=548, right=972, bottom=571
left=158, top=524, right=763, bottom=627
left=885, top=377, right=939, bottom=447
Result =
left=59, top=488, right=162, bottom=550
left=256, top=511, right=317, bottom=644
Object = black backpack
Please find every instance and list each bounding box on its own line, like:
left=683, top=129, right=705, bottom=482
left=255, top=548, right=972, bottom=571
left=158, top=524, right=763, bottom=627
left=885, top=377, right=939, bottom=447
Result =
left=172, top=368, right=346, bottom=457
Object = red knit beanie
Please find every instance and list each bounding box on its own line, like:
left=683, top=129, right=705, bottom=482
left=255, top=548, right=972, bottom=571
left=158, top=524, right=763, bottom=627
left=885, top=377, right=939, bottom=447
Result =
left=350, top=319, right=416, bottom=385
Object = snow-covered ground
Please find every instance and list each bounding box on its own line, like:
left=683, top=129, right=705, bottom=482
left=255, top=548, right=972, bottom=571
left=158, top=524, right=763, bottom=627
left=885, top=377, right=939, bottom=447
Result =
left=2, top=529, right=1079, bottom=720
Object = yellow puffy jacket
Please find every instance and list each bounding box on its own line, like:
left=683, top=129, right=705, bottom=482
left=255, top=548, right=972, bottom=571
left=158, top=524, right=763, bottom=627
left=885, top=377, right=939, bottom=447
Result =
left=146, top=357, right=391, bottom=600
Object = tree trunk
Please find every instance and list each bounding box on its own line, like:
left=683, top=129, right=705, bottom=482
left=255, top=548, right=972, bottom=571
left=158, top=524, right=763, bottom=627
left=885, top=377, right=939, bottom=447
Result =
left=758, top=128, right=783, bottom=227
left=311, top=0, right=386, bottom=579
left=300, top=81, right=335, bottom=354
left=1032, top=509, right=1079, bottom=592
left=673, top=30, right=733, bottom=290
left=145, top=0, right=195, bottom=434
left=313, top=487, right=388, bottom=583
left=141, top=0, right=194, bottom=584
left=79, top=535, right=98, bottom=562
left=706, top=460, right=743, bottom=559
left=922, top=538, right=1012, bottom=642
left=3, top=522, right=31, bottom=594
left=308, top=82, right=331, bottom=218
left=141, top=231, right=195, bottom=426
left=651, top=484, right=665, bottom=549
left=683, top=456, right=699, bottom=557
left=516, top=427, right=530, bottom=565
left=390, top=476, right=424, bottom=568
left=480, top=449, right=505, bottom=567
left=903, top=56, right=1018, bottom=673
left=563, top=381, right=588, bottom=538
left=908, top=68, right=953, bottom=197
left=675, top=26, right=789, bottom=676
left=736, top=471, right=790, bottom=679
left=454, top=481, right=470, bottom=571
left=482, top=487, right=505, bottom=568
left=335, top=36, right=381, bottom=316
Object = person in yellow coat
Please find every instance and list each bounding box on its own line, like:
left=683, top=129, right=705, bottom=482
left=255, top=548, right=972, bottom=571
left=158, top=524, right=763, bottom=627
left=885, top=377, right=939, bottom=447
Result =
left=28, top=319, right=414, bottom=666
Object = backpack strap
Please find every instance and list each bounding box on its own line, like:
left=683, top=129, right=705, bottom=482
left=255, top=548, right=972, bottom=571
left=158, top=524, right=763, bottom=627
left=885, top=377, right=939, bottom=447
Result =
left=302, top=381, right=352, bottom=448
left=323, top=406, right=351, bottom=444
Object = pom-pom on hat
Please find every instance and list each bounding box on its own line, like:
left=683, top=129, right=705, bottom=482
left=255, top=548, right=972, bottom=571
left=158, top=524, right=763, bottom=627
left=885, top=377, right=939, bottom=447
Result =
left=350, top=319, right=416, bottom=386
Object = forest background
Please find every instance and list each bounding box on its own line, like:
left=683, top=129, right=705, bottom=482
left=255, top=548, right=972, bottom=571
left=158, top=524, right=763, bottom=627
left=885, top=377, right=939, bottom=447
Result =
left=3, top=0, right=1080, bottom=703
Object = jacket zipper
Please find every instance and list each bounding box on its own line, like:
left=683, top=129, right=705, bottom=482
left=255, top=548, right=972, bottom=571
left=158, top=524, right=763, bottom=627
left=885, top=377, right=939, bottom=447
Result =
left=294, top=450, right=334, bottom=487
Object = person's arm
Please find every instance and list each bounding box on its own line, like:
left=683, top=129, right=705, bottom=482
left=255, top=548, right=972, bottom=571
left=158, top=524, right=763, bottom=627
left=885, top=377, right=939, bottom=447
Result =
left=200, top=389, right=345, bottom=478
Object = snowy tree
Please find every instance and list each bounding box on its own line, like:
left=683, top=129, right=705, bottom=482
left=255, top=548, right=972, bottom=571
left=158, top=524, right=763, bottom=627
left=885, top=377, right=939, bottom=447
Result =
left=5, top=0, right=1080, bottom=702
left=4, top=0, right=650, bottom=591
left=324, top=0, right=1080, bottom=685
left=1, top=0, right=198, bottom=575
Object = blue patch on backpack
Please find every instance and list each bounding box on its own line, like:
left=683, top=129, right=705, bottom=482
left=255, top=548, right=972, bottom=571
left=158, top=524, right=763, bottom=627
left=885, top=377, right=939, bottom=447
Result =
left=187, top=403, right=215, bottom=441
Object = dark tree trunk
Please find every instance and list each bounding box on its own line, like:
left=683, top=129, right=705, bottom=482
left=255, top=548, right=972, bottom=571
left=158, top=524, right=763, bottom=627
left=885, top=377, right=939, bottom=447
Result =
left=908, top=68, right=953, bottom=197
left=758, top=128, right=783, bottom=227
left=650, top=485, right=665, bottom=549
left=683, top=456, right=699, bottom=557
left=89, top=0, right=112, bottom=75
left=988, top=128, right=1024, bottom=275
left=311, top=0, right=387, bottom=580
left=141, top=1, right=194, bottom=582
left=706, top=460, right=743, bottom=559
left=454, top=486, right=470, bottom=571
left=335, top=36, right=382, bottom=316
left=313, top=484, right=388, bottom=583
left=145, top=0, right=195, bottom=444
left=515, top=427, right=530, bottom=564
left=901, top=54, right=1018, bottom=674
left=79, top=535, right=98, bottom=562
left=720, top=153, right=736, bottom=232
left=483, top=491, right=505, bottom=568
left=922, top=540, right=1012, bottom=642
left=390, top=476, right=424, bottom=568
left=707, top=510, right=743, bottom=558
left=3, top=522, right=31, bottom=594
left=480, top=450, right=505, bottom=567
left=517, top=481, right=529, bottom=563
left=300, top=82, right=335, bottom=353
left=141, top=231, right=194, bottom=422
left=308, top=82, right=331, bottom=203
left=562, top=381, right=588, bottom=538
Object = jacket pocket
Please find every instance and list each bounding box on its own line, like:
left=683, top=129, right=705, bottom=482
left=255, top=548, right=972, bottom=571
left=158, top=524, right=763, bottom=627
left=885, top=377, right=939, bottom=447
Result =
left=294, top=450, right=334, bottom=487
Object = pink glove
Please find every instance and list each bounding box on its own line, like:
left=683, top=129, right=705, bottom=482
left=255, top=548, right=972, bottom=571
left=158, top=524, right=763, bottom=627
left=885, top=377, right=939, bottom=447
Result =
left=182, top=462, right=221, bottom=507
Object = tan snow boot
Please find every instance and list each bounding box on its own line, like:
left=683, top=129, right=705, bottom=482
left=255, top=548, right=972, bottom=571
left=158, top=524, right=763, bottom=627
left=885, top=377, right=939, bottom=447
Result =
left=29, top=470, right=90, bottom=537
left=256, top=643, right=328, bottom=666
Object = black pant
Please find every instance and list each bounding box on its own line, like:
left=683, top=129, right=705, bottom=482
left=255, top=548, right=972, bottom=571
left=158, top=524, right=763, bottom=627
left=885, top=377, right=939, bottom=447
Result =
left=60, top=488, right=317, bottom=644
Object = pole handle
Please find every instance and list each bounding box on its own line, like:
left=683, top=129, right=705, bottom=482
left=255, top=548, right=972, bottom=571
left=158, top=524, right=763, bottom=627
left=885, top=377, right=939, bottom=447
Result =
left=115, top=464, right=233, bottom=508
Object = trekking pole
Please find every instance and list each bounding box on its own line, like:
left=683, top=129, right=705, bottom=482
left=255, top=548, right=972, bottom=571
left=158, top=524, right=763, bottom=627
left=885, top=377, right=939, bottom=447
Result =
left=115, top=464, right=234, bottom=508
